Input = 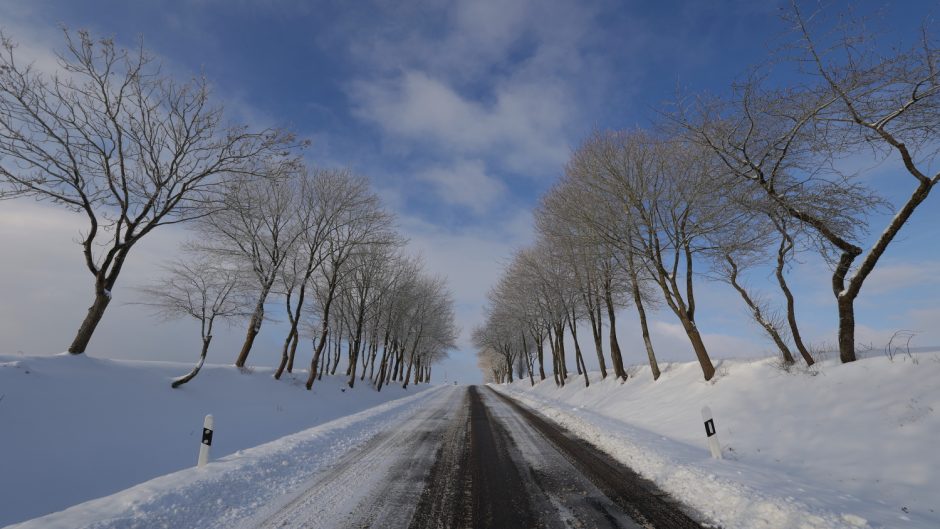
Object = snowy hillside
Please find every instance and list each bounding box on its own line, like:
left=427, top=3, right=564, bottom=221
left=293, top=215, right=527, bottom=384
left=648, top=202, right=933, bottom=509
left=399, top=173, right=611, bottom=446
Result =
left=492, top=353, right=940, bottom=529
left=0, top=353, right=431, bottom=527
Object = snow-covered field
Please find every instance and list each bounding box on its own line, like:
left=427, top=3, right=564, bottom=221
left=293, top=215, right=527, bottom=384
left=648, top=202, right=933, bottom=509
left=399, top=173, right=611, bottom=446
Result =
left=0, top=353, right=432, bottom=527
left=492, top=353, right=940, bottom=529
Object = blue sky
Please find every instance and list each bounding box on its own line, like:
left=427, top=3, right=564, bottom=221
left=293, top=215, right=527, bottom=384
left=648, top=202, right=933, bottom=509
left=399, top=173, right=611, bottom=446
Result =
left=1, top=0, right=938, bottom=382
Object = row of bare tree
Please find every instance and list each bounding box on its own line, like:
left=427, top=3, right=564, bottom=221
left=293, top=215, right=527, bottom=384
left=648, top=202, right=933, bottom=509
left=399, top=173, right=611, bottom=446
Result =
left=477, top=4, right=939, bottom=384
left=0, top=30, right=457, bottom=389
left=139, top=164, right=457, bottom=389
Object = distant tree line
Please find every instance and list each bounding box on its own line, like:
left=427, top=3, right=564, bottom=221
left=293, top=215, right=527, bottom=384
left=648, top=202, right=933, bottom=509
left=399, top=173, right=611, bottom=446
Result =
left=477, top=3, right=939, bottom=384
left=0, top=30, right=457, bottom=389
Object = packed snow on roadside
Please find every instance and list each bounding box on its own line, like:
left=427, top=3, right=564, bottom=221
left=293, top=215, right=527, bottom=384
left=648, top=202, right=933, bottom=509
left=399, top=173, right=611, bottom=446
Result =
left=492, top=352, right=940, bottom=529
left=0, top=353, right=434, bottom=527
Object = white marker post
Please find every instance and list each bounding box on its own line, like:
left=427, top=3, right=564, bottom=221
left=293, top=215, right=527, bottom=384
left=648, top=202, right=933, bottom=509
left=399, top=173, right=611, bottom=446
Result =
left=197, top=414, right=213, bottom=467
left=701, top=406, right=722, bottom=459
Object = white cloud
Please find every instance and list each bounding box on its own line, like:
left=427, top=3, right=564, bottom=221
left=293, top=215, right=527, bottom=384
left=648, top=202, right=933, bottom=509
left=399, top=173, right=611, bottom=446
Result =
left=351, top=70, right=570, bottom=174
left=396, top=208, right=534, bottom=351
left=343, top=0, right=598, bottom=81
left=416, top=159, right=507, bottom=214
left=863, top=260, right=940, bottom=294
left=337, top=0, right=608, bottom=177
left=0, top=5, right=68, bottom=76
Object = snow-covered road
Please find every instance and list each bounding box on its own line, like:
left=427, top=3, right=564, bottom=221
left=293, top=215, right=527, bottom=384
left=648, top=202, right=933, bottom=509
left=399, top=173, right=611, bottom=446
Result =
left=248, top=386, right=464, bottom=529
left=249, top=385, right=706, bottom=529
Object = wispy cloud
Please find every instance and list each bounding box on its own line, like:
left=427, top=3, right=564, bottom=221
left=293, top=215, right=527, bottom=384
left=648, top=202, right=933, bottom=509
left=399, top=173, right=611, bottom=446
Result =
left=339, top=0, right=609, bottom=181
left=398, top=208, right=534, bottom=352
left=352, top=70, right=571, bottom=174
left=863, top=261, right=940, bottom=295
left=415, top=159, right=507, bottom=214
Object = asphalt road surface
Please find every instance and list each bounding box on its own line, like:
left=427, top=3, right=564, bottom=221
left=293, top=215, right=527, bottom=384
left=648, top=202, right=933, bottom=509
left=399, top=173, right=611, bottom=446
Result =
left=252, top=385, right=706, bottom=529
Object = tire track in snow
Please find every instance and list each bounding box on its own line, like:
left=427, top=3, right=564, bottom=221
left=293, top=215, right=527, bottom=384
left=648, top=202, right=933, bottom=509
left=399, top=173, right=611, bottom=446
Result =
left=252, top=386, right=464, bottom=529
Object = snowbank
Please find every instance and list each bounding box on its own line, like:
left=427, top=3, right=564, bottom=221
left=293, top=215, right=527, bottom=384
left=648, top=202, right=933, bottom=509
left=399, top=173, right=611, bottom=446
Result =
left=0, top=353, right=432, bottom=527
left=492, top=353, right=940, bottom=529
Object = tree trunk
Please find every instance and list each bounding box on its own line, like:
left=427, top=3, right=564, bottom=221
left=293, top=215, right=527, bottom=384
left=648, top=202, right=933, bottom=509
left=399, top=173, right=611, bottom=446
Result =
left=533, top=329, right=546, bottom=380
left=548, top=330, right=561, bottom=386
left=275, top=287, right=297, bottom=379
left=633, top=284, right=660, bottom=380
left=526, top=353, right=535, bottom=386
left=306, top=312, right=332, bottom=389
left=68, top=246, right=132, bottom=355
left=361, top=341, right=374, bottom=380
left=274, top=326, right=296, bottom=380
left=836, top=180, right=934, bottom=363
left=505, top=350, right=514, bottom=383
left=773, top=233, right=815, bottom=366
left=392, top=347, right=402, bottom=381
left=285, top=280, right=309, bottom=374
left=323, top=334, right=333, bottom=380
left=664, top=292, right=715, bottom=381
left=306, top=266, right=342, bottom=390
left=586, top=299, right=607, bottom=379
left=390, top=346, right=400, bottom=382
left=650, top=236, right=715, bottom=381
left=577, top=344, right=589, bottom=387
left=568, top=316, right=589, bottom=387
left=333, top=338, right=343, bottom=375
left=306, top=334, right=327, bottom=390
left=368, top=339, right=379, bottom=381
left=347, top=301, right=367, bottom=388
left=68, top=287, right=112, bottom=354
left=837, top=294, right=856, bottom=363
left=376, top=344, right=390, bottom=391
left=726, top=255, right=796, bottom=365
left=286, top=332, right=300, bottom=373
left=603, top=278, right=626, bottom=380
left=402, top=349, right=416, bottom=389
left=235, top=283, right=272, bottom=368
left=677, top=312, right=715, bottom=381
left=522, top=333, right=535, bottom=386
left=172, top=335, right=211, bottom=388
left=555, top=323, right=568, bottom=381
left=627, top=250, right=660, bottom=380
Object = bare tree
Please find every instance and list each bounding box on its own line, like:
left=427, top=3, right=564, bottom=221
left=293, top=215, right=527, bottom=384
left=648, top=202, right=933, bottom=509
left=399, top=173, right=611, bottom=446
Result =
left=274, top=168, right=359, bottom=379
left=770, top=215, right=814, bottom=365
left=720, top=251, right=798, bottom=364
left=0, top=30, right=296, bottom=355
left=561, top=143, right=664, bottom=380
left=536, top=182, right=610, bottom=381
left=373, top=257, right=422, bottom=390
left=135, top=256, right=247, bottom=388
left=195, top=160, right=304, bottom=368
left=791, top=4, right=940, bottom=362
left=304, top=175, right=394, bottom=390
left=493, top=256, right=551, bottom=382
left=588, top=131, right=733, bottom=381
left=401, top=275, right=456, bottom=389
left=514, top=246, right=573, bottom=386
left=709, top=181, right=820, bottom=366
left=342, top=244, right=400, bottom=388
left=679, top=4, right=939, bottom=363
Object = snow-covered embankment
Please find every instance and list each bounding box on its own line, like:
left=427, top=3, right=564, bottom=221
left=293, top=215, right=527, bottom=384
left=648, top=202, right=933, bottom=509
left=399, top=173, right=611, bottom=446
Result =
left=0, top=353, right=436, bottom=527
left=492, top=354, right=940, bottom=529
